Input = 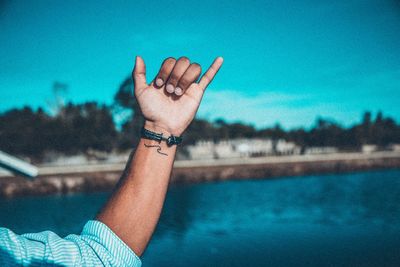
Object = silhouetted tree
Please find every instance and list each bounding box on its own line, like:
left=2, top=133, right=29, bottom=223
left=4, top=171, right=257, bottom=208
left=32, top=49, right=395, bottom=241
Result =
left=113, top=77, right=144, bottom=150
left=256, top=123, right=286, bottom=140
left=2, top=82, right=400, bottom=162
left=184, top=119, right=216, bottom=144
left=54, top=102, right=117, bottom=154
left=371, top=112, right=398, bottom=146
left=0, top=103, right=116, bottom=159
left=0, top=107, right=51, bottom=158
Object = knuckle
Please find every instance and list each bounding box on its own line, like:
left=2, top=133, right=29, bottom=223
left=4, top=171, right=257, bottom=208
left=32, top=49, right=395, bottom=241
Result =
left=158, top=71, right=168, bottom=79
left=132, top=69, right=141, bottom=79
left=168, top=75, right=179, bottom=85
left=178, top=78, right=190, bottom=88
left=162, top=58, right=176, bottom=70
left=203, top=74, right=211, bottom=83
left=163, top=57, right=176, bottom=64
left=178, top=56, right=190, bottom=64
left=192, top=63, right=202, bottom=74
left=159, top=58, right=176, bottom=78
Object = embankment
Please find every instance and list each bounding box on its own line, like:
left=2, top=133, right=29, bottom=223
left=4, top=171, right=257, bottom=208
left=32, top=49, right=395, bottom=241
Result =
left=1, top=152, right=399, bottom=198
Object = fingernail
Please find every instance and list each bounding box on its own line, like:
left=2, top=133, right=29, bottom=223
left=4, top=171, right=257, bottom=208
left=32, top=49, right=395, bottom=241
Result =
left=166, top=84, right=175, bottom=93
left=155, top=78, right=163, bottom=87
left=175, top=87, right=183, bottom=96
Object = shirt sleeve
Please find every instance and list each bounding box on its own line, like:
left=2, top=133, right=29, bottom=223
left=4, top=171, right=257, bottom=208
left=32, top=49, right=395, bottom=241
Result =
left=0, top=220, right=142, bottom=267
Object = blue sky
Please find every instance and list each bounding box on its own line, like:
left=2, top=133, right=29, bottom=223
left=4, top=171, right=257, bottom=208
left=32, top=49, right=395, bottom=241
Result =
left=0, top=0, right=399, bottom=129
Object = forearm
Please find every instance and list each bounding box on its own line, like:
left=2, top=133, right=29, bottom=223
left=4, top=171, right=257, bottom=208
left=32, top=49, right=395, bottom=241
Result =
left=97, top=126, right=177, bottom=256
left=96, top=55, right=222, bottom=258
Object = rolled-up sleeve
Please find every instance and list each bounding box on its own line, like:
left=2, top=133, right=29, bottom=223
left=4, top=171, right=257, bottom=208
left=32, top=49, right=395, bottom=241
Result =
left=0, top=220, right=141, bottom=266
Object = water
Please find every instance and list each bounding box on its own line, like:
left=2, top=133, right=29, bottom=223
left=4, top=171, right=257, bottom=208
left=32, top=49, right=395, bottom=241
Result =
left=1, top=170, right=400, bottom=266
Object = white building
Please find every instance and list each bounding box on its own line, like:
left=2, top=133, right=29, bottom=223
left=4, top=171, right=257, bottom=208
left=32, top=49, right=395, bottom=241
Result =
left=304, top=147, right=338, bottom=155
left=361, top=144, right=378, bottom=154
left=275, top=139, right=301, bottom=155
left=186, top=138, right=300, bottom=160
left=388, top=144, right=400, bottom=152
left=186, top=141, right=217, bottom=160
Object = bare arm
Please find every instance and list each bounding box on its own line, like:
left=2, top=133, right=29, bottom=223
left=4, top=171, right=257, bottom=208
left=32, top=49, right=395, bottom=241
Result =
left=96, top=56, right=223, bottom=256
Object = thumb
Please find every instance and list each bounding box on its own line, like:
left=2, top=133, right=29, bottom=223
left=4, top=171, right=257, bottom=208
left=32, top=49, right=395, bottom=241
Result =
left=132, top=56, right=147, bottom=93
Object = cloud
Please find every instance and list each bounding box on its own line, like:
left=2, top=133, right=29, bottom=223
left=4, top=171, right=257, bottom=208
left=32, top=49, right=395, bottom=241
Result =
left=198, top=89, right=327, bottom=129
left=197, top=88, right=373, bottom=129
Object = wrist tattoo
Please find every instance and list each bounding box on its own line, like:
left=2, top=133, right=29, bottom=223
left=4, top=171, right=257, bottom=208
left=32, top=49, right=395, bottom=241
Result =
left=144, top=143, right=168, bottom=156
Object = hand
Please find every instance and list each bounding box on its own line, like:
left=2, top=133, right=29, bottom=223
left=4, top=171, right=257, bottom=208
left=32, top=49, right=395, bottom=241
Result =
left=132, top=56, right=223, bottom=136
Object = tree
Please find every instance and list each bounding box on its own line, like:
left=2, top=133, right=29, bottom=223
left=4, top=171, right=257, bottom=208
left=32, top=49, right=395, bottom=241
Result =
left=56, top=102, right=117, bottom=154
left=114, top=77, right=144, bottom=150
left=0, top=107, right=50, bottom=158
left=0, top=103, right=117, bottom=159
left=370, top=112, right=398, bottom=146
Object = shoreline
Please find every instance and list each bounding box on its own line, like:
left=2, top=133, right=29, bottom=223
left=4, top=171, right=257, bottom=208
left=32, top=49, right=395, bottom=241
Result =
left=1, top=151, right=400, bottom=198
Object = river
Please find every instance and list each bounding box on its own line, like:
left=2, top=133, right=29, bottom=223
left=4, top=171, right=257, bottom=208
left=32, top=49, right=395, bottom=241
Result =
left=1, top=169, right=400, bottom=266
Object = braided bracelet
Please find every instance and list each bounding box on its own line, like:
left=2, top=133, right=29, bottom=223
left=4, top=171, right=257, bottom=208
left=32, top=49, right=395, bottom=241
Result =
left=141, top=127, right=182, bottom=147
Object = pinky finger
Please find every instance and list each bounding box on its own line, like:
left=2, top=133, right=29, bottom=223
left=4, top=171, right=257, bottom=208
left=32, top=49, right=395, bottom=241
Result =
left=198, top=57, right=224, bottom=91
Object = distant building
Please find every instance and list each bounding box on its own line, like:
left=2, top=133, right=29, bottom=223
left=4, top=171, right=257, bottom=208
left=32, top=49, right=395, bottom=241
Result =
left=304, top=147, right=338, bottom=155
left=215, top=140, right=242, bottom=159
left=275, top=139, right=301, bottom=155
left=185, top=140, right=239, bottom=160
left=229, top=138, right=274, bottom=157
left=361, top=144, right=378, bottom=154
left=388, top=144, right=400, bottom=152
left=186, top=138, right=300, bottom=160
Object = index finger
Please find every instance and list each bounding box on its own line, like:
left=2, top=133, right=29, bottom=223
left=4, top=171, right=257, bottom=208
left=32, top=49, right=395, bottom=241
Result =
left=198, top=57, right=224, bottom=90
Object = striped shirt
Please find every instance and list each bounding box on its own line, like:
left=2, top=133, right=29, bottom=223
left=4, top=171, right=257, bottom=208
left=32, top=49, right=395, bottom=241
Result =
left=0, top=220, right=142, bottom=266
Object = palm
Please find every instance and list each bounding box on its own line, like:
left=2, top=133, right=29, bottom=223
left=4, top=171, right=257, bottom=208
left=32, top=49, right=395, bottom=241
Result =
left=133, top=56, right=223, bottom=136
left=136, top=83, right=203, bottom=135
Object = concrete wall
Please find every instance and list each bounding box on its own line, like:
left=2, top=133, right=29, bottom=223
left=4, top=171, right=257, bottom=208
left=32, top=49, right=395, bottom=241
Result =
left=1, top=152, right=400, bottom=198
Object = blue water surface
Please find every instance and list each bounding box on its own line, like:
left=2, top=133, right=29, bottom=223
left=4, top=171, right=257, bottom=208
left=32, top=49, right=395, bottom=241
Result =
left=1, top=169, right=400, bottom=266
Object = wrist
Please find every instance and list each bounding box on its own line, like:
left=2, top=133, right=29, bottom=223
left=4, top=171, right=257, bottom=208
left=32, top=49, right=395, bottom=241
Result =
left=142, top=121, right=183, bottom=147
left=144, top=121, right=183, bottom=136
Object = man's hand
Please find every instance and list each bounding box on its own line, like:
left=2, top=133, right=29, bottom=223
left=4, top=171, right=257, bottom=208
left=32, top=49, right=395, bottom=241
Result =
left=132, top=56, right=223, bottom=136
left=98, top=56, right=223, bottom=257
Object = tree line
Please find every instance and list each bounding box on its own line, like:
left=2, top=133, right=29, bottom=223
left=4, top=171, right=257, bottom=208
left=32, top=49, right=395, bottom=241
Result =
left=1, top=77, right=399, bottom=160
